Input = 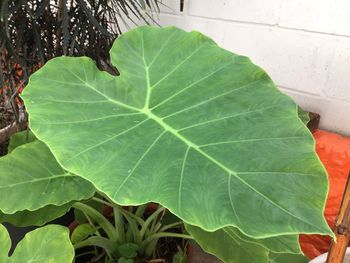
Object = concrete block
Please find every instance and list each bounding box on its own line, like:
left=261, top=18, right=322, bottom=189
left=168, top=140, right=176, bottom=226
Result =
left=188, top=0, right=281, bottom=25
left=279, top=0, right=350, bottom=36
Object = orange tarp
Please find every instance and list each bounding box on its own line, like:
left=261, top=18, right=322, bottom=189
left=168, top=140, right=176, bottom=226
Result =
left=300, top=130, right=350, bottom=259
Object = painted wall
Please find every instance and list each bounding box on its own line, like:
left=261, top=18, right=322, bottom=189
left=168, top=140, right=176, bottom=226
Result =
left=147, top=0, right=350, bottom=135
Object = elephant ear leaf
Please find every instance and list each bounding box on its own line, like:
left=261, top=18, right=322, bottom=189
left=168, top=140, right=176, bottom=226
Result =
left=22, top=25, right=331, bottom=238
left=0, top=202, right=75, bottom=227
left=0, top=140, right=95, bottom=214
left=185, top=224, right=303, bottom=263
left=0, top=224, right=74, bottom=262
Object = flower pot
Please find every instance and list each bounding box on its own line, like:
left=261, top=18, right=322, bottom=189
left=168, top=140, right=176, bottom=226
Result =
left=309, top=248, right=350, bottom=263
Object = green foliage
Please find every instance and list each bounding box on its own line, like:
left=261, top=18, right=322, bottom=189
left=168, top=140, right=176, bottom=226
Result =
left=185, top=224, right=304, bottom=263
left=0, top=26, right=331, bottom=262
left=0, top=224, right=74, bottom=262
left=269, top=252, right=308, bottom=263
left=0, top=202, right=74, bottom=227
left=23, top=26, right=331, bottom=237
left=71, top=223, right=97, bottom=244
left=72, top=199, right=189, bottom=262
left=0, top=140, right=95, bottom=214
left=172, top=247, right=187, bottom=263
left=8, top=130, right=37, bottom=153
left=0, top=0, right=162, bottom=144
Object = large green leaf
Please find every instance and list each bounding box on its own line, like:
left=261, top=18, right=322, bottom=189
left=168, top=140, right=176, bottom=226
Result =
left=0, top=202, right=74, bottom=227
left=0, top=140, right=95, bottom=214
left=186, top=224, right=303, bottom=263
left=0, top=224, right=74, bottom=262
left=22, top=26, right=330, bottom=237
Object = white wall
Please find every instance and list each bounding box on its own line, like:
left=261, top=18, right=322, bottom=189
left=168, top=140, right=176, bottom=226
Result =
left=152, top=0, right=350, bottom=135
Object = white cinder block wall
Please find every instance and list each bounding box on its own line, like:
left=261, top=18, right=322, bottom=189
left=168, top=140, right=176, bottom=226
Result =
left=150, top=0, right=350, bottom=135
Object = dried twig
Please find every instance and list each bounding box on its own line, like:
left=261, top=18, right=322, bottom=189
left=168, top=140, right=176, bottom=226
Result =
left=326, top=172, right=350, bottom=263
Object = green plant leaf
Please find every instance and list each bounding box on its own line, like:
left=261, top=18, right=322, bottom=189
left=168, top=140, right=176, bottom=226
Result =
left=297, top=107, right=309, bottom=126
left=0, top=224, right=74, bottom=262
left=0, top=140, right=95, bottom=214
left=118, top=258, right=134, bottom=263
left=186, top=224, right=304, bottom=263
left=0, top=224, right=11, bottom=262
left=71, top=223, right=97, bottom=244
left=74, top=198, right=105, bottom=223
left=8, top=130, right=37, bottom=153
left=22, top=26, right=331, bottom=238
left=269, top=252, right=308, bottom=263
left=0, top=202, right=74, bottom=227
left=172, top=247, right=187, bottom=263
left=117, top=243, right=139, bottom=258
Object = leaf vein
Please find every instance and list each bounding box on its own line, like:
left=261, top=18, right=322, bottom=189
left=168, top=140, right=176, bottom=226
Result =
left=178, top=147, right=190, bottom=213
left=113, top=130, right=167, bottom=198
left=199, top=136, right=305, bottom=148
left=64, top=118, right=150, bottom=164
left=163, top=78, right=264, bottom=119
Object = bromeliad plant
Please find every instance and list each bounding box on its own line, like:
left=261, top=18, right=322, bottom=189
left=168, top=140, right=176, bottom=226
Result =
left=0, top=26, right=332, bottom=262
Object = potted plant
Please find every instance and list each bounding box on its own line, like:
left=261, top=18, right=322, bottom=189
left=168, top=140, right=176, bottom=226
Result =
left=0, top=26, right=332, bottom=262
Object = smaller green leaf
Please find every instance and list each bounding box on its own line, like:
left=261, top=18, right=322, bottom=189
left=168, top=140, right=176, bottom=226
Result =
left=117, top=243, right=139, bottom=258
left=8, top=130, right=36, bottom=152
left=269, top=252, right=308, bottom=263
left=0, top=224, right=11, bottom=262
left=0, top=224, right=74, bottom=262
left=0, top=202, right=74, bottom=227
left=71, top=223, right=97, bottom=244
left=118, top=257, right=134, bottom=263
left=186, top=224, right=267, bottom=263
left=74, top=198, right=105, bottom=223
left=0, top=140, right=95, bottom=214
left=186, top=224, right=303, bottom=263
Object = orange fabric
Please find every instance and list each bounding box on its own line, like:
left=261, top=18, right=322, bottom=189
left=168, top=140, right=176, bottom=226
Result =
left=300, top=130, right=350, bottom=259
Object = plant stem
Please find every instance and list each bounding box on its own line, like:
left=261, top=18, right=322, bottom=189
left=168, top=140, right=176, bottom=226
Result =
left=82, top=212, right=114, bottom=259
left=140, top=232, right=193, bottom=254
left=135, top=204, right=147, bottom=217
left=83, top=212, right=102, bottom=237
left=151, top=222, right=162, bottom=234
left=125, top=215, right=141, bottom=244
left=75, top=250, right=96, bottom=258
left=74, top=236, right=116, bottom=254
left=139, top=206, right=165, bottom=242
left=92, top=196, right=111, bottom=206
left=117, top=206, right=145, bottom=225
left=73, top=202, right=118, bottom=242
left=92, top=196, right=144, bottom=225
left=158, top=221, right=183, bottom=232
left=113, top=206, right=125, bottom=244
